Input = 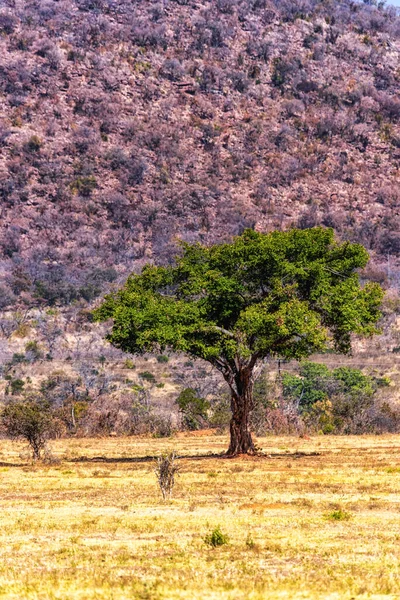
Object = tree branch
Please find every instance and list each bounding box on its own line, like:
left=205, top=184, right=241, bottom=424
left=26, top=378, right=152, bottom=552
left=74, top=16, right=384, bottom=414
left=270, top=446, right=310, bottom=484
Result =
left=203, top=325, right=237, bottom=339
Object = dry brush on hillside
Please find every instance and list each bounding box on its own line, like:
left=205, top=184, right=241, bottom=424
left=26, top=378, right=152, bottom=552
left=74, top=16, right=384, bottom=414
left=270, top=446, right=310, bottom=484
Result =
left=1, top=0, right=400, bottom=311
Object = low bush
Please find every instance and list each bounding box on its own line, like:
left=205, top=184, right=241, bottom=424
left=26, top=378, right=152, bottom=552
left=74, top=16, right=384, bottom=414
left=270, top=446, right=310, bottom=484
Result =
left=327, top=509, right=352, bottom=521
left=156, top=355, right=169, bottom=363
left=139, top=371, right=156, bottom=383
left=175, top=388, right=210, bottom=430
left=204, top=527, right=229, bottom=547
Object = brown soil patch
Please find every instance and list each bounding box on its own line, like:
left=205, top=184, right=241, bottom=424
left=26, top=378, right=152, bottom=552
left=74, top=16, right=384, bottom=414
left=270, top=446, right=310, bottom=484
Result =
left=239, top=502, right=289, bottom=511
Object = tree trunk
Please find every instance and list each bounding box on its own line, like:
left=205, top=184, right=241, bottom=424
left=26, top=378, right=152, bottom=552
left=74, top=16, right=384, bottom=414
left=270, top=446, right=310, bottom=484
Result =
left=227, top=370, right=256, bottom=456
left=71, top=404, right=76, bottom=430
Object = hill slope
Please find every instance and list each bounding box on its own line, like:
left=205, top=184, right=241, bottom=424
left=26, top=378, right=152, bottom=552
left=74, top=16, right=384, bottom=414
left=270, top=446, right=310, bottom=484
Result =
left=1, top=0, right=400, bottom=309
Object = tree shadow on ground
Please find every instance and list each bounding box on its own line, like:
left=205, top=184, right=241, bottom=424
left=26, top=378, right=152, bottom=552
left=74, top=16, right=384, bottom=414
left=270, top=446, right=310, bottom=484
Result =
left=0, top=451, right=323, bottom=467
left=70, top=453, right=225, bottom=463
left=69, top=451, right=322, bottom=464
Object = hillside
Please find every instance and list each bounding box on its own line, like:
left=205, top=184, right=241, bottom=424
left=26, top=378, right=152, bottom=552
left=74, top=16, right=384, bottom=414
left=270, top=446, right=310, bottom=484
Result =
left=1, top=0, right=400, bottom=311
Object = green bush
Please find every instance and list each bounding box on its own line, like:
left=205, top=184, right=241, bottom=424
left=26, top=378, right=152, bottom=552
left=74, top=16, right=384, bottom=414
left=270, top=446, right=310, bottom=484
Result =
left=327, top=509, right=352, bottom=521
left=9, top=379, right=25, bottom=396
left=139, top=371, right=156, bottom=383
left=156, top=355, right=169, bottom=363
left=70, top=176, right=97, bottom=197
left=10, top=353, right=26, bottom=365
left=175, top=388, right=210, bottom=430
left=376, top=376, right=391, bottom=387
left=204, top=527, right=229, bottom=547
left=245, top=533, right=256, bottom=549
left=282, top=362, right=380, bottom=433
left=124, top=359, right=135, bottom=369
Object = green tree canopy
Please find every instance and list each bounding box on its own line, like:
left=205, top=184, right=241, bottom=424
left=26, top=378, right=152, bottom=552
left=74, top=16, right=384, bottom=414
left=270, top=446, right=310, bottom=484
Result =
left=94, top=227, right=383, bottom=454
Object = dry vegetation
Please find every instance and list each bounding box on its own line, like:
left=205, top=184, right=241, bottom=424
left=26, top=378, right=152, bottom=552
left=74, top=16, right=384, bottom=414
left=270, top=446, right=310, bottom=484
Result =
left=1, top=434, right=400, bottom=599
left=1, top=0, right=400, bottom=315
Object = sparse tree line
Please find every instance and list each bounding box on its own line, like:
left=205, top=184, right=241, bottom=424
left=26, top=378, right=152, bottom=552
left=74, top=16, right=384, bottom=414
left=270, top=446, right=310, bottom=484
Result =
left=1, top=359, right=398, bottom=461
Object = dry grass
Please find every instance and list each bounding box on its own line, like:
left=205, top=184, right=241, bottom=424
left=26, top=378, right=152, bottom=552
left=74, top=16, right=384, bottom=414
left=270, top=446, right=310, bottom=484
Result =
left=1, top=434, right=400, bottom=599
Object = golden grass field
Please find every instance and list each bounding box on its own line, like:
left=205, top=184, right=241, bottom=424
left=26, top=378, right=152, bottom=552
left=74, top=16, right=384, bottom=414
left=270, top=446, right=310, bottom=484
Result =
left=1, top=434, right=400, bottom=600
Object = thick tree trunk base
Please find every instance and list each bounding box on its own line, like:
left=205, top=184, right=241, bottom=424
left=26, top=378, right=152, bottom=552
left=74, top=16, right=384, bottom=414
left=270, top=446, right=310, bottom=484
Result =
left=227, top=420, right=256, bottom=456
left=225, top=369, right=256, bottom=456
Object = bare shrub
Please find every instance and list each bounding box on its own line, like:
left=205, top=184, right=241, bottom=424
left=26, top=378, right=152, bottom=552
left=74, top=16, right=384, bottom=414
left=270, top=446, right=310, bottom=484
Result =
left=160, top=59, right=184, bottom=82
left=155, top=452, right=179, bottom=500
left=0, top=13, right=17, bottom=35
left=131, top=24, right=168, bottom=49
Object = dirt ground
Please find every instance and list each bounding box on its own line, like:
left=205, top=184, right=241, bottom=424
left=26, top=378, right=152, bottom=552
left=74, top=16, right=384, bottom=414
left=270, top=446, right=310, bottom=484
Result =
left=0, top=434, right=400, bottom=599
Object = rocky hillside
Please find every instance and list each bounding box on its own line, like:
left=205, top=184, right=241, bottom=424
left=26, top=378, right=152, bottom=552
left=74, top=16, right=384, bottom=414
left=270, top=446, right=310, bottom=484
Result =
left=1, top=0, right=400, bottom=311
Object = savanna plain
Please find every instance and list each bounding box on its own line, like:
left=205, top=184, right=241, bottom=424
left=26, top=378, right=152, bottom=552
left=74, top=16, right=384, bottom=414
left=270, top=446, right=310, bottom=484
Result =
left=1, top=434, right=400, bottom=600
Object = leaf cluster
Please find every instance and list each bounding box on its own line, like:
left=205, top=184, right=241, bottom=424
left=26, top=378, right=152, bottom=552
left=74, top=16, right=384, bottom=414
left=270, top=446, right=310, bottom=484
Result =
left=282, top=362, right=376, bottom=412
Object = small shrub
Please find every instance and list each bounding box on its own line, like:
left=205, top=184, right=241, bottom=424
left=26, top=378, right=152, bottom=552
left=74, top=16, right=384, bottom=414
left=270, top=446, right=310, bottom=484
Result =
left=124, top=359, right=135, bottom=369
left=245, top=533, right=256, bottom=549
left=127, top=159, right=147, bottom=185
left=327, top=509, right=352, bottom=521
left=156, top=355, right=169, bottom=363
left=151, top=415, right=174, bottom=438
left=70, top=176, right=97, bottom=197
left=155, top=452, right=179, bottom=500
left=10, top=353, right=27, bottom=365
left=25, top=341, right=43, bottom=361
left=160, top=59, right=184, bottom=81
left=139, top=371, right=156, bottom=383
left=0, top=13, right=17, bottom=35
left=204, top=527, right=229, bottom=547
left=385, top=466, right=400, bottom=474
left=376, top=376, right=391, bottom=387
left=25, top=135, right=42, bottom=152
left=9, top=378, right=25, bottom=396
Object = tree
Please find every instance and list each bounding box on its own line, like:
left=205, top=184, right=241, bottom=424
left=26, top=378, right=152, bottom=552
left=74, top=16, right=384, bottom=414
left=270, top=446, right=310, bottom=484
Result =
left=94, top=228, right=383, bottom=455
left=1, top=398, right=58, bottom=460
